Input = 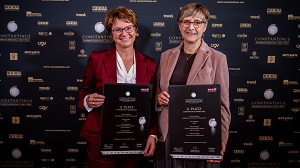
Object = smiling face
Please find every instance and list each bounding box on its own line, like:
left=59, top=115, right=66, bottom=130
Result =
left=177, top=3, right=210, bottom=45
left=179, top=15, right=207, bottom=44
left=111, top=18, right=137, bottom=49
left=104, top=6, right=138, bottom=49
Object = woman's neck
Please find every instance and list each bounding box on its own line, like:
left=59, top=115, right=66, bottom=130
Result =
left=116, top=46, right=135, bottom=59
left=183, top=40, right=202, bottom=54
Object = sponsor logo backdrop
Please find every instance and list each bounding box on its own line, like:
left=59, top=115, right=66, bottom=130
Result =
left=0, top=1, right=299, bottom=167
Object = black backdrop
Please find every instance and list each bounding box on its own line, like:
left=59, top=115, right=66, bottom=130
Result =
left=0, top=1, right=299, bottom=168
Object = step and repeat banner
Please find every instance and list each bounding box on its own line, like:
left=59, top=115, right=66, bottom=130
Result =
left=0, top=0, right=299, bottom=167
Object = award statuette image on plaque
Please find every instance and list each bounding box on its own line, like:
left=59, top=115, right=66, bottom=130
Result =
left=100, top=83, right=152, bottom=155
left=168, top=84, right=222, bottom=160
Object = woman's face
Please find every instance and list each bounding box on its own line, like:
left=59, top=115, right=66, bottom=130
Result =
left=179, top=15, right=207, bottom=44
left=111, top=18, right=137, bottom=49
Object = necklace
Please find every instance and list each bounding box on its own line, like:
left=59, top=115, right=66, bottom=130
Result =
left=184, top=52, right=196, bottom=60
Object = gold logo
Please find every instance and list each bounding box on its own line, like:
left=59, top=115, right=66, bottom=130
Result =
left=259, top=136, right=273, bottom=141
left=153, top=22, right=165, bottom=27
left=211, top=23, right=223, bottom=28
left=37, top=21, right=49, bottom=26
left=4, top=5, right=20, bottom=11
left=267, top=56, right=276, bottom=63
left=67, top=86, right=78, bottom=91
left=9, top=134, right=23, bottom=139
left=240, top=23, right=251, bottom=28
left=12, top=117, right=20, bottom=124
left=66, top=21, right=78, bottom=26
left=267, top=8, right=282, bottom=15
left=7, top=71, right=22, bottom=77
left=37, top=41, right=47, bottom=47
left=10, top=53, right=18, bottom=60
left=92, top=6, right=107, bottom=12
left=233, top=150, right=244, bottom=154
left=264, top=119, right=272, bottom=126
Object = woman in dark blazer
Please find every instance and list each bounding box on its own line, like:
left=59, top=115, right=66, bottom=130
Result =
left=78, top=6, right=159, bottom=168
left=155, top=3, right=231, bottom=168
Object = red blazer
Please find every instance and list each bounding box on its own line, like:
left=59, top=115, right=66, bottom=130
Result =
left=78, top=46, right=159, bottom=144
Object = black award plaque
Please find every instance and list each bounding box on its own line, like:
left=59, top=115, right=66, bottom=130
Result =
left=100, top=83, right=152, bottom=155
left=168, top=84, right=222, bottom=160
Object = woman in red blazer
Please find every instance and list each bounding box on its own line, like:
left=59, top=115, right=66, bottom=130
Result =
left=78, top=6, right=159, bottom=168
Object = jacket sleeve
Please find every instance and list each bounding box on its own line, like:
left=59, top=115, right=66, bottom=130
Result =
left=149, top=59, right=160, bottom=136
left=78, top=52, right=98, bottom=110
left=215, top=54, right=231, bottom=144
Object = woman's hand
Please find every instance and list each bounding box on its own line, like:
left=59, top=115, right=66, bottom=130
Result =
left=143, top=136, right=156, bottom=157
left=87, top=93, right=105, bottom=108
left=207, top=142, right=226, bottom=163
left=157, top=91, right=170, bottom=106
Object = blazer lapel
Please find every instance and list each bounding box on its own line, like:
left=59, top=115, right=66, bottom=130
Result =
left=162, top=44, right=182, bottom=90
left=135, top=50, right=146, bottom=84
left=186, top=40, right=209, bottom=84
left=103, top=46, right=117, bottom=82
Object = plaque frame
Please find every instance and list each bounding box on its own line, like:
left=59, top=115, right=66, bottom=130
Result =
left=100, top=83, right=153, bottom=155
left=168, top=84, right=222, bottom=160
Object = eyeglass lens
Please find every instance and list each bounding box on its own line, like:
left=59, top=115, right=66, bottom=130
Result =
left=112, top=25, right=135, bottom=35
left=182, top=20, right=204, bottom=28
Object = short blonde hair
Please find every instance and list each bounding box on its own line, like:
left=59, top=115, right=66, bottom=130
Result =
left=177, top=3, right=210, bottom=23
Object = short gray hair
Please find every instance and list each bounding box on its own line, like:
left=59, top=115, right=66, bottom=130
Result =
left=177, top=3, right=210, bottom=23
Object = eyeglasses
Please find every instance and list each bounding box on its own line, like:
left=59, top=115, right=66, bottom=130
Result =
left=111, top=25, right=136, bottom=36
left=180, top=20, right=206, bottom=29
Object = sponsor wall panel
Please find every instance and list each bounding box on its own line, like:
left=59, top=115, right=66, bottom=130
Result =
left=0, top=1, right=299, bottom=167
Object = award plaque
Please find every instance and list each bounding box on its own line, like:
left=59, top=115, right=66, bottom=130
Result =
left=168, top=84, right=222, bottom=160
left=100, top=83, right=152, bottom=155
